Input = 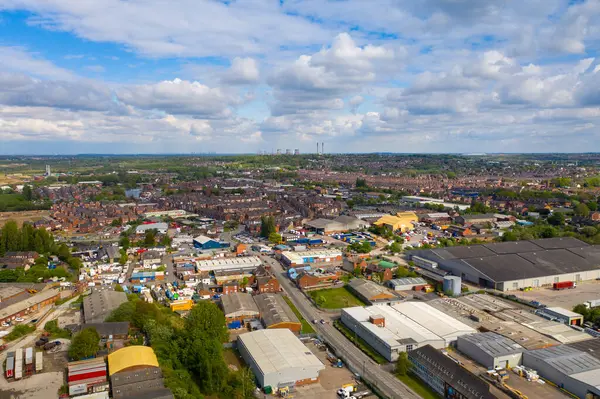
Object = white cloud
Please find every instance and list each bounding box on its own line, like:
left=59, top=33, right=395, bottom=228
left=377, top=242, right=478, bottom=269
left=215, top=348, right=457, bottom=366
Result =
left=221, top=57, right=260, bottom=84
left=0, top=46, right=76, bottom=80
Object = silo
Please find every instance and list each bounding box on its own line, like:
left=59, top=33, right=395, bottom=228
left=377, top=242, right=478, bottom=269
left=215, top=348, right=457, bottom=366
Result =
left=443, top=275, right=462, bottom=296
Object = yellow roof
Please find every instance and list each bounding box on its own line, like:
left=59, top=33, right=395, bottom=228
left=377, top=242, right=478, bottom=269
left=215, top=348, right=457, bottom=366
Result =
left=396, top=211, right=417, bottom=220
left=107, top=346, right=159, bottom=375
left=373, top=215, right=402, bottom=226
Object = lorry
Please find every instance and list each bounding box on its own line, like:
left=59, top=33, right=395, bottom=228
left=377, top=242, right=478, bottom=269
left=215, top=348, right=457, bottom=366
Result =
left=5, top=352, right=15, bottom=378
left=14, top=348, right=23, bottom=380
left=553, top=281, right=576, bottom=290
left=584, top=299, right=600, bottom=309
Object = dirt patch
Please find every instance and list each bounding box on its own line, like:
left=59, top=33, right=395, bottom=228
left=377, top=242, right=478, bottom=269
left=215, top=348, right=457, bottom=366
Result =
left=0, top=211, right=50, bottom=228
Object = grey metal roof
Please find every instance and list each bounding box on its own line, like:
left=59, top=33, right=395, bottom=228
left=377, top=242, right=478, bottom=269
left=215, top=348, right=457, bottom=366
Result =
left=348, top=279, right=396, bottom=301
left=459, top=332, right=525, bottom=357
left=525, top=345, right=600, bottom=375
left=388, top=277, right=427, bottom=287
left=482, top=240, right=544, bottom=254
left=529, top=237, right=588, bottom=249
left=253, top=293, right=299, bottom=327
left=220, top=292, right=259, bottom=317
left=566, top=339, right=600, bottom=361
left=82, top=289, right=127, bottom=323
left=81, top=322, right=129, bottom=337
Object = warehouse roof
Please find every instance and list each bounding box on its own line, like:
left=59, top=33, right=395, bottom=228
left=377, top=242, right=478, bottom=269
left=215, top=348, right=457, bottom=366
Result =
left=348, top=279, right=400, bottom=303
left=567, top=339, right=600, bottom=361
left=281, top=249, right=342, bottom=264
left=83, top=289, right=128, bottom=323
left=193, top=235, right=216, bottom=244
left=459, top=332, right=525, bottom=357
left=81, top=322, right=129, bottom=337
left=305, top=218, right=345, bottom=231
left=196, top=256, right=261, bottom=272
left=254, top=293, right=299, bottom=328
left=238, top=329, right=324, bottom=374
left=220, top=292, right=259, bottom=317
left=388, top=277, right=427, bottom=287
left=342, top=306, right=443, bottom=349
left=0, top=288, right=59, bottom=320
left=409, top=345, right=494, bottom=399
left=525, top=345, right=600, bottom=375
left=544, top=307, right=583, bottom=318
left=414, top=238, right=599, bottom=283
left=108, top=346, right=159, bottom=376
left=391, top=302, right=476, bottom=341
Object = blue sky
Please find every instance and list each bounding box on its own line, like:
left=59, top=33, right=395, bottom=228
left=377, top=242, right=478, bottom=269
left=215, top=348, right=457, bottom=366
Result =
left=1, top=0, right=600, bottom=154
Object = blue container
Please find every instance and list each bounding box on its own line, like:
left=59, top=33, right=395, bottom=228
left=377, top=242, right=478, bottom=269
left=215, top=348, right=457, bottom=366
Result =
left=228, top=320, right=242, bottom=329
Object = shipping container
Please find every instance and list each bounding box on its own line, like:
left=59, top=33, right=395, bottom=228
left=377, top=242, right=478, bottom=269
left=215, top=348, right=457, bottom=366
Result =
left=25, top=347, right=33, bottom=365
left=14, top=348, right=23, bottom=380
left=5, top=352, right=15, bottom=378
left=553, top=281, right=576, bottom=290
left=227, top=320, right=242, bottom=329
left=35, top=351, right=43, bottom=373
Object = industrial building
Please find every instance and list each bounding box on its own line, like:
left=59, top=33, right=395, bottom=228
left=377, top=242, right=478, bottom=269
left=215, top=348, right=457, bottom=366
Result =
left=220, top=292, right=260, bottom=328
left=237, top=329, right=324, bottom=390
left=340, top=302, right=476, bottom=361
left=457, top=332, right=525, bottom=369
left=108, top=346, right=173, bottom=399
left=408, top=345, right=495, bottom=399
left=67, top=358, right=109, bottom=396
left=410, top=238, right=600, bottom=291
left=0, top=288, right=60, bottom=325
left=136, top=223, right=168, bottom=234
left=254, top=293, right=301, bottom=333
left=193, top=235, right=230, bottom=250
left=280, top=249, right=342, bottom=267
left=347, top=279, right=405, bottom=305
left=195, top=256, right=262, bottom=273
left=523, top=344, right=600, bottom=399
left=304, top=215, right=368, bottom=234
left=83, top=288, right=127, bottom=323
left=387, top=277, right=428, bottom=291
left=535, top=307, right=584, bottom=326
left=373, top=212, right=417, bottom=232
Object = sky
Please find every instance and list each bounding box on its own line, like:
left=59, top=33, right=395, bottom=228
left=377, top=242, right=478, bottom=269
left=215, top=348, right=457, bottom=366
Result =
left=1, top=1, right=600, bottom=154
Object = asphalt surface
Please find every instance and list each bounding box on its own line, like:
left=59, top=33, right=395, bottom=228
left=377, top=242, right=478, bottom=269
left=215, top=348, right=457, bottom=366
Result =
left=262, top=255, right=420, bottom=399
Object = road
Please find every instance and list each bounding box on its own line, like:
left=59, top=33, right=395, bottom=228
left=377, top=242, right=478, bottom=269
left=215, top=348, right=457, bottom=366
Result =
left=262, top=255, right=420, bottom=399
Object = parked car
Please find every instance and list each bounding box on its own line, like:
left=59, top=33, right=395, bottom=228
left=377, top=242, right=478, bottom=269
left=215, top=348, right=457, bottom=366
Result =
left=15, top=317, right=24, bottom=322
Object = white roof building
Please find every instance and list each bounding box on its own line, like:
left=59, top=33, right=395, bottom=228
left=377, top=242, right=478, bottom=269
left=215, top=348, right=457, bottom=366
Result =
left=237, top=329, right=325, bottom=389
left=281, top=250, right=342, bottom=266
left=195, top=256, right=262, bottom=273
left=135, top=223, right=168, bottom=234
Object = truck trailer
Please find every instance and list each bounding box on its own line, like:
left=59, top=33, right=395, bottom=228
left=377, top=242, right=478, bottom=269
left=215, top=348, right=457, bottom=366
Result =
left=35, top=351, right=43, bottom=373
left=553, top=281, right=576, bottom=290
left=14, top=348, right=23, bottom=380
left=5, top=352, right=15, bottom=378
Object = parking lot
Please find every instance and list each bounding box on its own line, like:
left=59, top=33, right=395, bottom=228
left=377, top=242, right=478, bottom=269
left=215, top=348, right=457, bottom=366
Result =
left=516, top=280, right=600, bottom=309
left=291, top=341, right=369, bottom=399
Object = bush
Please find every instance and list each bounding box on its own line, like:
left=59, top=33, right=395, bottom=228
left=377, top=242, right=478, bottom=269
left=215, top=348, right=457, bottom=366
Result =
left=69, top=327, right=100, bottom=360
left=4, top=324, right=36, bottom=341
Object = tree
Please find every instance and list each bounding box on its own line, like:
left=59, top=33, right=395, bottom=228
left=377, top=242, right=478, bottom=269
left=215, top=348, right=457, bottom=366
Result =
left=57, top=244, right=71, bottom=261
left=582, top=226, right=598, bottom=237
left=353, top=266, right=363, bottom=277
left=268, top=232, right=282, bottom=244
left=119, top=236, right=130, bottom=251
left=144, top=229, right=157, bottom=247
left=588, top=202, right=598, bottom=212
left=22, top=185, right=33, bottom=201
left=111, top=218, right=123, bottom=227
left=389, top=242, right=402, bottom=254
left=547, top=212, right=565, bottom=226
left=355, top=178, right=367, bottom=188
left=119, top=249, right=128, bottom=265
left=67, top=257, right=83, bottom=270
left=68, top=327, right=100, bottom=360
left=260, top=216, right=276, bottom=238
left=395, top=352, right=409, bottom=376
left=574, top=203, right=590, bottom=217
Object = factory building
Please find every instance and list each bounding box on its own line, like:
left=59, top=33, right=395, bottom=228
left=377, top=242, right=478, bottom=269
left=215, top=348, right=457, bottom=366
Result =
left=193, top=235, right=230, bottom=250
left=195, top=256, right=262, bottom=273
left=254, top=293, right=301, bottom=333
left=83, top=288, right=127, bottom=324
left=535, top=307, right=584, bottom=326
left=523, top=343, right=600, bottom=399
left=457, top=332, right=525, bottom=369
left=220, top=292, right=260, bottom=329
left=410, top=238, right=600, bottom=291
left=340, top=302, right=475, bottom=362
left=237, top=329, right=325, bottom=391
left=0, top=288, right=60, bottom=325
left=408, top=345, right=496, bottom=399
left=280, top=250, right=342, bottom=267
left=347, top=279, right=405, bottom=305
left=373, top=212, right=417, bottom=232
left=387, top=277, right=428, bottom=291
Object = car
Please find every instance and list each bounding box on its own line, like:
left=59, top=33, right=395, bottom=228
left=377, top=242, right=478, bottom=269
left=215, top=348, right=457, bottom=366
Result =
left=313, top=319, right=318, bottom=324
left=1, top=322, right=9, bottom=328
left=15, top=317, right=24, bottom=322
left=320, top=319, right=325, bottom=324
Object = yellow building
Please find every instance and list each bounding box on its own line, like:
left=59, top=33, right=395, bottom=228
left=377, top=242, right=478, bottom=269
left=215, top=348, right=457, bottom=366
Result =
left=107, top=346, right=159, bottom=376
left=373, top=211, right=417, bottom=232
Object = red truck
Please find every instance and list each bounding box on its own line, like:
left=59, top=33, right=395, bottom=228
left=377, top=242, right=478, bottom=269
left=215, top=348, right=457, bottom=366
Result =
left=553, top=281, right=576, bottom=290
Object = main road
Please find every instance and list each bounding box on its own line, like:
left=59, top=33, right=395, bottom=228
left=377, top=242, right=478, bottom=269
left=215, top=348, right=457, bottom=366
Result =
left=261, top=255, right=421, bottom=399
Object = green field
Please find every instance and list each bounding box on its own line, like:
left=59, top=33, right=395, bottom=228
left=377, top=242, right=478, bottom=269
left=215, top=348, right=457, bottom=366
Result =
left=397, top=373, right=440, bottom=399
left=282, top=296, right=315, bottom=334
left=308, top=286, right=366, bottom=309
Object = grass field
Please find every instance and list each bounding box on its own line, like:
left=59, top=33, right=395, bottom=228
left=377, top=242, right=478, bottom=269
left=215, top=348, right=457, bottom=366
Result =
left=282, top=296, right=315, bottom=334
left=308, top=286, right=366, bottom=309
left=397, top=373, right=440, bottom=399
left=0, top=210, right=50, bottom=227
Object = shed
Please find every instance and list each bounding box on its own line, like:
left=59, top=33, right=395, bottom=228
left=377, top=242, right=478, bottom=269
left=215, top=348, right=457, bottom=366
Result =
left=457, top=332, right=525, bottom=369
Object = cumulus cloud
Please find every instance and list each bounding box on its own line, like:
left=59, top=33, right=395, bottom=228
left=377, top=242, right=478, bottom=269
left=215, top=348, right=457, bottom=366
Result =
left=221, top=57, right=260, bottom=84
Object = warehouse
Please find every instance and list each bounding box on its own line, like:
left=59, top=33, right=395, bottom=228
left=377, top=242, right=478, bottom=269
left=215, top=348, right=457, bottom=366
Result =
left=341, top=305, right=445, bottom=361
left=83, top=288, right=127, bottom=323
left=108, top=346, right=173, bottom=399
left=457, top=332, right=525, bottom=369
left=410, top=238, right=600, bottom=291
left=304, top=218, right=346, bottom=234
left=220, top=292, right=260, bottom=328
left=0, top=288, right=60, bottom=325
left=195, top=256, right=262, bottom=273
left=237, top=329, right=324, bottom=391
left=193, top=235, right=230, bottom=250
left=409, top=345, right=495, bottom=399
left=136, top=223, right=168, bottom=234
left=535, top=307, right=584, bottom=326
left=347, top=279, right=405, bottom=305
left=254, top=293, right=301, bottom=333
left=523, top=344, right=600, bottom=399
left=387, top=277, right=428, bottom=291
left=280, top=249, right=342, bottom=267
left=67, top=358, right=109, bottom=396
left=373, top=212, right=417, bottom=232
